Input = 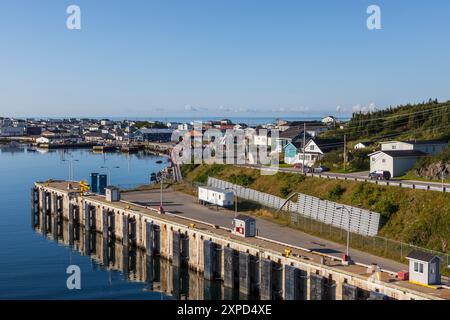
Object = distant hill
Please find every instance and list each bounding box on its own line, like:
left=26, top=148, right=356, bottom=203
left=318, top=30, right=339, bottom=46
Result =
left=323, top=99, right=450, bottom=142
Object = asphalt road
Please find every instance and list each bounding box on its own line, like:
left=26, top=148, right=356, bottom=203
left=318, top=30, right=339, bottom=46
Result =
left=241, top=164, right=450, bottom=189
left=122, top=188, right=408, bottom=273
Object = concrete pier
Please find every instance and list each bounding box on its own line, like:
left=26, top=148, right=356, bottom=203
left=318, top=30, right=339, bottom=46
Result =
left=238, top=252, right=251, bottom=295
left=33, top=180, right=450, bottom=301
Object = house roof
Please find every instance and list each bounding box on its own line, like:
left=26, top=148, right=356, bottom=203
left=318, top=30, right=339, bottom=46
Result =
left=406, top=250, right=440, bottom=262
left=402, top=140, right=448, bottom=145
left=382, top=140, right=448, bottom=145
left=235, top=214, right=255, bottom=221
left=306, top=138, right=342, bottom=152
left=369, top=150, right=427, bottom=158
left=279, top=126, right=303, bottom=139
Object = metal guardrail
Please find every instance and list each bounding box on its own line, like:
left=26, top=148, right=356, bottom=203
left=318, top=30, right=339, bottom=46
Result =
left=238, top=165, right=450, bottom=193
left=311, top=173, right=450, bottom=193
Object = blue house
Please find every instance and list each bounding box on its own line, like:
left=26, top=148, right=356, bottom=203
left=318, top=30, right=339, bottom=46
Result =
left=283, top=141, right=302, bottom=164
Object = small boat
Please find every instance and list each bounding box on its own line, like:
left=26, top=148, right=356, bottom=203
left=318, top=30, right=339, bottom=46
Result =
left=156, top=160, right=163, bottom=164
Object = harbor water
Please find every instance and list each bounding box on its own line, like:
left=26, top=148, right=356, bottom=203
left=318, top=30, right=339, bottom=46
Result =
left=0, top=146, right=242, bottom=299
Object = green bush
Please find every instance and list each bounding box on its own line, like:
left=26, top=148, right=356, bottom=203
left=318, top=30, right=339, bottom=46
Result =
left=328, top=184, right=345, bottom=201
left=374, top=199, right=399, bottom=218
left=280, top=185, right=291, bottom=197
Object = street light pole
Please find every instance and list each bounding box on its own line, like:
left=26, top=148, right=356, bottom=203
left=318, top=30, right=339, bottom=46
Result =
left=234, top=190, right=238, bottom=218
left=101, top=166, right=120, bottom=185
left=226, top=187, right=238, bottom=218
left=63, top=159, right=79, bottom=181
left=337, top=206, right=352, bottom=259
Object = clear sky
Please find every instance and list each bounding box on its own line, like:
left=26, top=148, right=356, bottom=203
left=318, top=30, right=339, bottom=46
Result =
left=1, top=0, right=449, bottom=118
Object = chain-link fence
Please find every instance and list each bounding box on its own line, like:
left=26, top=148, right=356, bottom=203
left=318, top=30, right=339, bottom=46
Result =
left=287, top=211, right=450, bottom=269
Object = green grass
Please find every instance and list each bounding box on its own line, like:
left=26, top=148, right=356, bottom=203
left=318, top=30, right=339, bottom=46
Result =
left=183, top=164, right=450, bottom=254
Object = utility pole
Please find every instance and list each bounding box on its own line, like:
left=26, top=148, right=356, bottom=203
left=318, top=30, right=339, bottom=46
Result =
left=302, top=122, right=306, bottom=173
left=343, top=134, right=347, bottom=172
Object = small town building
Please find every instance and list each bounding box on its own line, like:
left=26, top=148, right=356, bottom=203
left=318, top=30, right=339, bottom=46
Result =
left=369, top=140, right=448, bottom=177
left=0, top=126, right=24, bottom=136
left=381, top=140, right=447, bottom=155
left=233, top=215, right=256, bottom=237
left=354, top=141, right=374, bottom=150
left=297, top=138, right=342, bottom=166
left=198, top=186, right=234, bottom=207
left=406, top=250, right=441, bottom=286
left=283, top=141, right=303, bottom=164
left=105, top=186, right=120, bottom=202
left=136, top=128, right=174, bottom=142
left=321, top=116, right=337, bottom=125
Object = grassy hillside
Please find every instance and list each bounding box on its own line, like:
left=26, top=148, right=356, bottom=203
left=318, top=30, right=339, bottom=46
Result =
left=323, top=100, right=450, bottom=142
left=182, top=164, right=450, bottom=253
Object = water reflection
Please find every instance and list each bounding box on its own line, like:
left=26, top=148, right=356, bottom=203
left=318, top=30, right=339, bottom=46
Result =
left=32, top=209, right=251, bottom=300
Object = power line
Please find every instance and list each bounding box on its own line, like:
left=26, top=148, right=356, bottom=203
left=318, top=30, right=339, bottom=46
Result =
left=330, top=112, right=450, bottom=137
left=341, top=104, right=450, bottom=129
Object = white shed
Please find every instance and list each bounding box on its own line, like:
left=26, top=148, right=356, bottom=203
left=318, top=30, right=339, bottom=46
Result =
left=105, top=186, right=120, bottom=202
left=232, top=215, right=256, bottom=237
left=198, top=186, right=234, bottom=207
left=406, top=250, right=441, bottom=286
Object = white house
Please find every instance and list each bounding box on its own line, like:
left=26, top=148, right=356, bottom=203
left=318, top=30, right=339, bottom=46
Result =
left=406, top=250, right=440, bottom=286
left=321, top=116, right=336, bottom=125
left=296, top=138, right=342, bottom=166
left=369, top=140, right=448, bottom=177
left=354, top=141, right=373, bottom=150
left=36, top=136, right=51, bottom=144
left=381, top=140, right=447, bottom=155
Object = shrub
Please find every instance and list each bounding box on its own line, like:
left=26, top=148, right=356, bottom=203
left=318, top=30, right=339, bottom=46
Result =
left=328, top=184, right=345, bottom=201
left=280, top=185, right=291, bottom=197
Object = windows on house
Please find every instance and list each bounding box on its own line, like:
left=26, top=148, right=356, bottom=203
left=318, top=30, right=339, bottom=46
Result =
left=382, top=159, right=386, bottom=163
left=414, top=262, right=424, bottom=274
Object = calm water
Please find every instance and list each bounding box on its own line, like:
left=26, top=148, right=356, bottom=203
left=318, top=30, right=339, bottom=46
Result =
left=0, top=146, right=179, bottom=299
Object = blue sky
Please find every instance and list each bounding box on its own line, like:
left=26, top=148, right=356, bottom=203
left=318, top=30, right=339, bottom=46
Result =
left=0, top=0, right=449, bottom=118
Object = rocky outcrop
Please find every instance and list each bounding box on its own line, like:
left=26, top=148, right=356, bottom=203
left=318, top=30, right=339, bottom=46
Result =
left=414, top=160, right=450, bottom=180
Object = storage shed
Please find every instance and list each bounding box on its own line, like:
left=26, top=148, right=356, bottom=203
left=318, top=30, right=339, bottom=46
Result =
left=233, top=215, right=256, bottom=238
left=105, top=186, right=120, bottom=202
left=198, top=186, right=234, bottom=207
left=406, top=250, right=441, bottom=286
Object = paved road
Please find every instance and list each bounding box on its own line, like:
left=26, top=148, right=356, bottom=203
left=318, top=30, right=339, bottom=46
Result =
left=122, top=188, right=408, bottom=273
left=241, top=164, right=450, bottom=190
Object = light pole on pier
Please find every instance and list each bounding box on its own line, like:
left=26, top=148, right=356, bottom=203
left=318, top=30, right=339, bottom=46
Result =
left=337, top=205, right=352, bottom=262
left=100, top=166, right=120, bottom=185
left=63, top=159, right=79, bottom=181
left=226, top=187, right=238, bottom=218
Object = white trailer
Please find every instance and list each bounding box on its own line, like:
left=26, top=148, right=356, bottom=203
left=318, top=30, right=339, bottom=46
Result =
left=198, top=186, right=234, bottom=207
